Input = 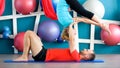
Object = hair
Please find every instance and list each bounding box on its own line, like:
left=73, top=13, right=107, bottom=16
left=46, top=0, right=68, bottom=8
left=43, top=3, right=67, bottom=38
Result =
left=61, top=27, right=69, bottom=41
left=87, top=53, right=96, bottom=61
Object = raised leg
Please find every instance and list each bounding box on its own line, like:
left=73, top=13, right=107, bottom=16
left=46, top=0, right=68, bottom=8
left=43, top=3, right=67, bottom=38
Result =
left=14, top=30, right=43, bottom=61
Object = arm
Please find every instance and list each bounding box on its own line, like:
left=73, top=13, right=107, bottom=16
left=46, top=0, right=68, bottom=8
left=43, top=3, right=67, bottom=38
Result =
left=65, top=0, right=110, bottom=33
left=73, top=17, right=101, bottom=26
left=65, top=0, right=94, bottom=19
left=68, top=24, right=80, bottom=61
left=68, top=23, right=77, bottom=53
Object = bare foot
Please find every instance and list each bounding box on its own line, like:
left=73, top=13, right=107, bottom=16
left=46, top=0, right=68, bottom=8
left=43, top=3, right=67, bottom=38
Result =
left=13, top=56, right=28, bottom=61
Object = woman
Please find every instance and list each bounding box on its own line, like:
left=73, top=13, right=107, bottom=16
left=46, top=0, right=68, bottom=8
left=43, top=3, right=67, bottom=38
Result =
left=57, top=0, right=110, bottom=34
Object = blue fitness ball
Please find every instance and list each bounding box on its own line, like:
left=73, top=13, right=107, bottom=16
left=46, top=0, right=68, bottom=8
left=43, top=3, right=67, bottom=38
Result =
left=3, top=31, right=10, bottom=38
left=3, top=26, right=10, bottom=32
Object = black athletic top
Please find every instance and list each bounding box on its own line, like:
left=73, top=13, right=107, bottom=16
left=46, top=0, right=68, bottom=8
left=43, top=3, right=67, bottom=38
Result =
left=65, top=0, right=94, bottom=19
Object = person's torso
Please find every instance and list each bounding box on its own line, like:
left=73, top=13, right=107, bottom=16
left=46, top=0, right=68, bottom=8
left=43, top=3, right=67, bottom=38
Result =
left=45, top=48, right=76, bottom=61
left=57, top=0, right=73, bottom=27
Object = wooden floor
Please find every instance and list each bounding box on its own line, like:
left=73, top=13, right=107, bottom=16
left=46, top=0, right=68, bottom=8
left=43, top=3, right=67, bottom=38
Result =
left=0, top=54, right=120, bottom=68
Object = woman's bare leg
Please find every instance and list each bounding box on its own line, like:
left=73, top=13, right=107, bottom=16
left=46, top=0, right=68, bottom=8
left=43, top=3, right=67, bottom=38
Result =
left=14, top=30, right=43, bottom=61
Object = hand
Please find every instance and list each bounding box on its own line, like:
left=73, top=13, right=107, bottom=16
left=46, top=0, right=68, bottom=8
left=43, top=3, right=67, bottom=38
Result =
left=73, top=17, right=84, bottom=23
left=69, top=23, right=76, bottom=36
left=73, top=17, right=79, bottom=23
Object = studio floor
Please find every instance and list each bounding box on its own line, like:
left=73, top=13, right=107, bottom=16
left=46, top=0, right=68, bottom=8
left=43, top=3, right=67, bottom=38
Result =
left=0, top=54, right=120, bottom=68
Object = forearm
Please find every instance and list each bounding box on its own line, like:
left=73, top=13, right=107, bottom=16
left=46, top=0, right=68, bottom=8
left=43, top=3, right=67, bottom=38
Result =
left=74, top=17, right=111, bottom=34
left=65, top=0, right=94, bottom=19
left=91, top=15, right=101, bottom=23
left=91, top=15, right=105, bottom=27
left=73, top=17, right=101, bottom=26
left=68, top=24, right=76, bottom=53
left=69, top=34, right=76, bottom=53
left=83, top=17, right=101, bottom=26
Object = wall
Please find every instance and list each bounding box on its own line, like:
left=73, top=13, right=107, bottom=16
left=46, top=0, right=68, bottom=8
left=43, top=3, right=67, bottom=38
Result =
left=0, top=0, right=120, bottom=54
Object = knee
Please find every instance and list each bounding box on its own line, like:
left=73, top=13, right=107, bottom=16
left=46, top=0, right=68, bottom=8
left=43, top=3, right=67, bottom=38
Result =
left=26, top=30, right=33, bottom=34
left=25, top=30, right=36, bottom=37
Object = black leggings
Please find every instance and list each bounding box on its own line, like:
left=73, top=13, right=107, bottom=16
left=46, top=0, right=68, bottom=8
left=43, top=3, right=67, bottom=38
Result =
left=65, top=0, right=94, bottom=19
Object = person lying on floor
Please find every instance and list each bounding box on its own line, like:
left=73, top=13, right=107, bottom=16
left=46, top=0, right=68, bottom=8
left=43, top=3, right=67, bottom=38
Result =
left=14, top=18, right=96, bottom=62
